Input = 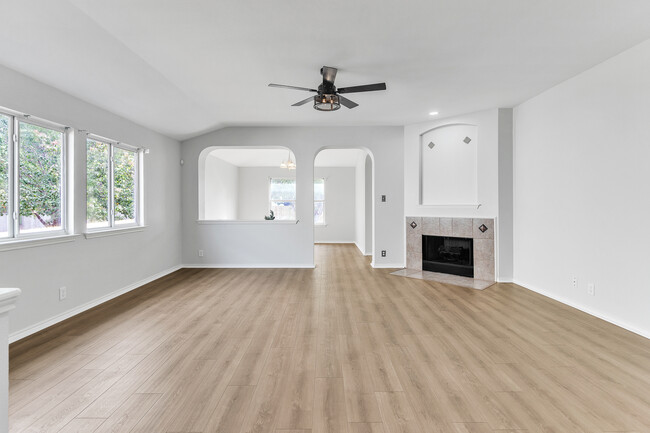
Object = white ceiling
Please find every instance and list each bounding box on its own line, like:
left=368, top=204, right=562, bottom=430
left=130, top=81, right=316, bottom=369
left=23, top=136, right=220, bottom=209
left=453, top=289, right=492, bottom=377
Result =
left=211, top=148, right=362, bottom=167
left=2, top=1, right=650, bottom=140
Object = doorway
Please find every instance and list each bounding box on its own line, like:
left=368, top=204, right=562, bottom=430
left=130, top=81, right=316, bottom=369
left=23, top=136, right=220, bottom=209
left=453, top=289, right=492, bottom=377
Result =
left=313, top=148, right=374, bottom=264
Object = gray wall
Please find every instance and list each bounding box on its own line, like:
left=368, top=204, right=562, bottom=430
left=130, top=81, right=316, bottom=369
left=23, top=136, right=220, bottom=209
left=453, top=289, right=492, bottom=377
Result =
left=181, top=126, right=404, bottom=267
left=0, top=65, right=182, bottom=339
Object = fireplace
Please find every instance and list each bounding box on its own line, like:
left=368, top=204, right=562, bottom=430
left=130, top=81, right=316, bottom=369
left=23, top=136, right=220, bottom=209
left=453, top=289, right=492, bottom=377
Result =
left=422, top=235, right=474, bottom=277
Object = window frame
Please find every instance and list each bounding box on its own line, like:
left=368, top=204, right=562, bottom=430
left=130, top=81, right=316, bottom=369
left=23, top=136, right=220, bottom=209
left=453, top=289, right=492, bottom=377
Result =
left=314, top=177, right=326, bottom=226
left=0, top=108, right=69, bottom=242
left=86, top=134, right=143, bottom=233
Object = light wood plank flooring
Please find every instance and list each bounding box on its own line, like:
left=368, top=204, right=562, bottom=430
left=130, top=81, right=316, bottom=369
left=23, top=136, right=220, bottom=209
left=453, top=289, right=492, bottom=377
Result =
left=9, top=244, right=650, bottom=432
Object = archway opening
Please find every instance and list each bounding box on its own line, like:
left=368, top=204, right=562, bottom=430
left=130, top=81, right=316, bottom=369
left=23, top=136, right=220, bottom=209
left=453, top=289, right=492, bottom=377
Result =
left=198, top=146, right=296, bottom=221
left=312, top=148, right=374, bottom=264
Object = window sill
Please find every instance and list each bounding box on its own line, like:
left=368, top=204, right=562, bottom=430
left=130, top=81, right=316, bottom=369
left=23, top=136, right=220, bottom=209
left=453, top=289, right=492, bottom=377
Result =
left=84, top=225, right=147, bottom=239
left=0, top=234, right=80, bottom=252
left=197, top=220, right=299, bottom=225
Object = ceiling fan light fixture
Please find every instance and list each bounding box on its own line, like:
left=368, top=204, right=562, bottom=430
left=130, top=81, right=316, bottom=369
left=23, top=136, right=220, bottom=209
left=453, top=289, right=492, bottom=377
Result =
left=314, top=94, right=340, bottom=111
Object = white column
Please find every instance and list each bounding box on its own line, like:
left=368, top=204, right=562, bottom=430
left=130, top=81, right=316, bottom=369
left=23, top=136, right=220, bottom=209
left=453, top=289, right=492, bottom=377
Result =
left=0, top=288, right=20, bottom=432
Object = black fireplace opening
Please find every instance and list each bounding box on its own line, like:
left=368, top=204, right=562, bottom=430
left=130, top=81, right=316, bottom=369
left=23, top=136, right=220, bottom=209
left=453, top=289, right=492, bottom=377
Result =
left=422, top=235, right=474, bottom=278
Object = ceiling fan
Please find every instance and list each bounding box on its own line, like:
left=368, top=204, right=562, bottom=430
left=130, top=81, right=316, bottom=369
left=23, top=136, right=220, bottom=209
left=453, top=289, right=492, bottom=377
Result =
left=268, top=66, right=387, bottom=111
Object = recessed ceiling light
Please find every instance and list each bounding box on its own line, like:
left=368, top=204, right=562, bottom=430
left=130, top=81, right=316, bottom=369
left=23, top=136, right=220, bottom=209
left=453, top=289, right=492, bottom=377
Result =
left=429, top=111, right=439, bottom=116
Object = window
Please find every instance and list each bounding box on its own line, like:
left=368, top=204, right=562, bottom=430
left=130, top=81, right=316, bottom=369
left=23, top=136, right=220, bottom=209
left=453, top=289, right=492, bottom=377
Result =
left=268, top=178, right=325, bottom=224
left=0, top=110, right=67, bottom=240
left=269, top=178, right=296, bottom=220
left=87, top=136, right=140, bottom=230
left=314, top=178, right=325, bottom=225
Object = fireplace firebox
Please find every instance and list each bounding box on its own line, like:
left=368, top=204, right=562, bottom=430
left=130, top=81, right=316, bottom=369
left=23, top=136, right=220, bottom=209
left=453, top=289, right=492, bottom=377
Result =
left=422, top=235, right=474, bottom=277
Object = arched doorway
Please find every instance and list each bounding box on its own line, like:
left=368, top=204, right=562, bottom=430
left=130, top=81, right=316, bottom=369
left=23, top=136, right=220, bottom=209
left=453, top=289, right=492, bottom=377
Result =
left=312, top=147, right=374, bottom=265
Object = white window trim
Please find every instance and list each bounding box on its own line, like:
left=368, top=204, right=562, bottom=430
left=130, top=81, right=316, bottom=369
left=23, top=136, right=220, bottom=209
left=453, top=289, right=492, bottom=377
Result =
left=0, top=234, right=79, bottom=252
left=84, top=225, right=147, bottom=239
left=84, top=134, right=144, bottom=235
left=314, top=177, right=326, bottom=226
left=0, top=108, right=70, bottom=245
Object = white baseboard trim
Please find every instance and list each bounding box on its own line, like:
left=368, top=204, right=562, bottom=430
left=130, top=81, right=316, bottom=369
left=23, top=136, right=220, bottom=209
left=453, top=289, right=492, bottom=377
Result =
left=182, top=264, right=316, bottom=269
left=354, top=242, right=366, bottom=256
left=513, top=279, right=649, bottom=340
left=371, top=262, right=405, bottom=269
left=314, top=241, right=355, bottom=244
left=9, top=265, right=183, bottom=344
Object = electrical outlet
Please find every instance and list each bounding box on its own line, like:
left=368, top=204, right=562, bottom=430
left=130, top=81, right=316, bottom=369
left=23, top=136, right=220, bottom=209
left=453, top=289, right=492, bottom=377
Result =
left=198, top=250, right=204, bottom=257
left=381, top=250, right=386, bottom=257
left=587, top=283, right=595, bottom=296
left=571, top=276, right=578, bottom=289
left=59, top=286, right=67, bottom=301
left=381, top=195, right=386, bottom=202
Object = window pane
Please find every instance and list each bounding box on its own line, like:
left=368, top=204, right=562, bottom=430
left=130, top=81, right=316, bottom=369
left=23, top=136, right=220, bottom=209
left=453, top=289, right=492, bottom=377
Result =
left=270, top=178, right=296, bottom=200
left=0, top=115, right=9, bottom=238
left=314, top=201, right=324, bottom=225
left=19, top=122, right=63, bottom=234
left=113, top=147, right=136, bottom=225
left=314, top=178, right=324, bottom=201
left=270, top=201, right=296, bottom=220
left=86, top=139, right=110, bottom=228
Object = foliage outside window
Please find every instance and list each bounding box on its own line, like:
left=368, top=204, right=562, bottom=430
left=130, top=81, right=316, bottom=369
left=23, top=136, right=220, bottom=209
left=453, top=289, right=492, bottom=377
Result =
left=0, top=110, right=66, bottom=240
left=87, top=136, right=139, bottom=230
left=314, top=178, right=325, bottom=225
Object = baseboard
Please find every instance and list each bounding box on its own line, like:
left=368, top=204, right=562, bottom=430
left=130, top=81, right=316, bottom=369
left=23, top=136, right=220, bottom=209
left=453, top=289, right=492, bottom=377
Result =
left=370, top=262, right=405, bottom=269
left=182, top=264, right=316, bottom=269
left=9, top=265, right=183, bottom=344
left=314, top=241, right=355, bottom=244
left=513, top=279, right=650, bottom=340
left=354, top=242, right=365, bottom=255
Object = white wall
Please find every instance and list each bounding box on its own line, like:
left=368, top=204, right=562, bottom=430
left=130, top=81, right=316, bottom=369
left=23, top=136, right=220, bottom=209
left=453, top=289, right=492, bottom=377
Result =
left=237, top=167, right=295, bottom=220
left=364, top=155, right=373, bottom=254
left=420, top=124, right=478, bottom=205
left=204, top=154, right=238, bottom=220
left=354, top=154, right=367, bottom=253
left=354, top=153, right=373, bottom=255
left=513, top=39, right=650, bottom=338
left=313, top=167, right=355, bottom=243
left=235, top=165, right=356, bottom=243
left=181, top=126, right=404, bottom=268
left=404, top=108, right=513, bottom=280
left=0, top=65, right=182, bottom=339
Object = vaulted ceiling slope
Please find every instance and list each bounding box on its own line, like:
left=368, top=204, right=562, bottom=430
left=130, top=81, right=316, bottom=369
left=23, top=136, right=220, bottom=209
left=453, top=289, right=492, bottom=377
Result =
left=2, top=1, right=650, bottom=140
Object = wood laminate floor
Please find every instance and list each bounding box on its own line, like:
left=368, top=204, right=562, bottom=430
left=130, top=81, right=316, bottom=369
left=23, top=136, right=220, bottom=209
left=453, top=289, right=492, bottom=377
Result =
left=9, top=244, right=650, bottom=433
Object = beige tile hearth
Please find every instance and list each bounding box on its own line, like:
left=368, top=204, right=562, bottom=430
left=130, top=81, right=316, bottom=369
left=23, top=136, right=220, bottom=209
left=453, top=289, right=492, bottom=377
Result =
left=390, top=269, right=495, bottom=290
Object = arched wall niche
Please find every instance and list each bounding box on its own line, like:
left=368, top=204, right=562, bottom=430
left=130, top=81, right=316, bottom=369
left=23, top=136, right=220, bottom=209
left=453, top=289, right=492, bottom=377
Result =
left=198, top=146, right=296, bottom=220
left=419, top=123, right=478, bottom=205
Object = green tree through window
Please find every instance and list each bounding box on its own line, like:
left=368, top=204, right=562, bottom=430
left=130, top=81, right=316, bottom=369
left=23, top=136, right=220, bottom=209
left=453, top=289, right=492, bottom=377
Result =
left=19, top=122, right=63, bottom=231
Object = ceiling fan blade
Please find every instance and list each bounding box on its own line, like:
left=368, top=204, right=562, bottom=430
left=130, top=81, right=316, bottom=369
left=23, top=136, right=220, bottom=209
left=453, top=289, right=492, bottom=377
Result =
left=269, top=83, right=317, bottom=92
left=291, top=96, right=314, bottom=107
left=321, top=66, right=338, bottom=83
left=338, top=95, right=358, bottom=109
left=337, top=82, right=387, bottom=94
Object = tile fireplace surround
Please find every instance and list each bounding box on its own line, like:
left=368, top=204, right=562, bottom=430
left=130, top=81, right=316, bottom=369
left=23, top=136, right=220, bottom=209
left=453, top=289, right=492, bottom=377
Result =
left=406, top=217, right=495, bottom=281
